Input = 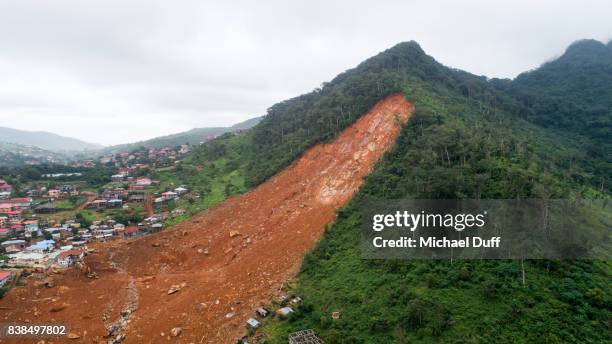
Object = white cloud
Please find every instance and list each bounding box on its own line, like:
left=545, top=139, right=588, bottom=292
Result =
left=0, top=0, right=610, bottom=145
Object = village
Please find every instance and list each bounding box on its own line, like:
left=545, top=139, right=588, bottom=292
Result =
left=0, top=148, right=193, bottom=292
left=74, top=144, right=192, bottom=170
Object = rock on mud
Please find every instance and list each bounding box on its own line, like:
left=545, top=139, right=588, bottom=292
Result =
left=50, top=303, right=69, bottom=312
left=170, top=327, right=182, bottom=337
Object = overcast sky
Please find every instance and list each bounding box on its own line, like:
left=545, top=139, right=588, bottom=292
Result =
left=0, top=1, right=610, bottom=146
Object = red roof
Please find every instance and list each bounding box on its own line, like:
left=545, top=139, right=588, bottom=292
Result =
left=59, top=249, right=83, bottom=258
left=0, top=271, right=11, bottom=280
left=125, top=226, right=138, bottom=234
left=9, top=198, right=30, bottom=204
left=0, top=228, right=8, bottom=233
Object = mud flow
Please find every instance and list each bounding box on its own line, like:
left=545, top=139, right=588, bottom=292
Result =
left=0, top=94, right=413, bottom=343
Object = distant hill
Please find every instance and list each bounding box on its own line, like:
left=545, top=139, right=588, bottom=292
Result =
left=491, top=38, right=612, bottom=182
left=0, top=126, right=103, bottom=152
left=0, top=141, right=69, bottom=167
left=99, top=116, right=262, bottom=154
left=492, top=39, right=612, bottom=136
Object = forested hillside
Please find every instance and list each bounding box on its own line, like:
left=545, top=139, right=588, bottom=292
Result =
left=491, top=39, right=612, bottom=191
left=161, top=40, right=610, bottom=343
left=252, top=41, right=610, bottom=343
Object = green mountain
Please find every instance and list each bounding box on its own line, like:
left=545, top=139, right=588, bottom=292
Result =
left=491, top=39, right=612, bottom=187
left=168, top=40, right=610, bottom=343
left=99, top=116, right=262, bottom=155
left=0, top=126, right=103, bottom=152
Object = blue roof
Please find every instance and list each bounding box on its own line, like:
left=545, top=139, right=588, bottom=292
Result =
left=27, top=240, right=55, bottom=250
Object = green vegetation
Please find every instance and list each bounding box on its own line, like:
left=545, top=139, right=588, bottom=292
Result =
left=491, top=39, right=612, bottom=192
left=100, top=116, right=262, bottom=155
left=0, top=163, right=115, bottom=196
left=54, top=196, right=86, bottom=210
left=153, top=135, right=248, bottom=227
left=75, top=210, right=100, bottom=227
left=254, top=41, right=611, bottom=343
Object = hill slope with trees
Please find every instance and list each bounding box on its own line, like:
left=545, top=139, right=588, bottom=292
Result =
left=99, top=116, right=262, bottom=155
left=209, top=40, right=610, bottom=343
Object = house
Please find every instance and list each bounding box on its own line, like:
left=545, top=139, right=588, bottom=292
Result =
left=1, top=239, right=27, bottom=253
left=57, top=249, right=84, bottom=267
left=102, top=188, right=127, bottom=200
left=107, top=199, right=123, bottom=208
left=6, top=251, right=51, bottom=267
left=161, top=191, right=178, bottom=200
left=26, top=188, right=43, bottom=197
left=59, top=185, right=75, bottom=193
left=145, top=214, right=163, bottom=223
left=27, top=240, right=55, bottom=252
left=7, top=210, right=22, bottom=223
left=290, top=297, right=302, bottom=305
left=0, top=180, right=12, bottom=193
left=111, top=174, right=125, bottom=182
left=0, top=228, right=9, bottom=238
left=288, top=330, right=323, bottom=344
left=124, top=226, right=140, bottom=238
left=174, top=187, right=188, bottom=195
left=0, top=192, right=10, bottom=200
left=277, top=307, right=294, bottom=316
left=246, top=318, right=260, bottom=328
left=35, top=203, right=56, bottom=214
left=0, top=203, right=13, bottom=214
left=128, top=193, right=145, bottom=203
left=9, top=224, right=23, bottom=236
left=128, top=184, right=145, bottom=191
left=0, top=216, right=6, bottom=227
left=47, top=189, right=60, bottom=198
left=256, top=307, right=269, bottom=317
left=23, top=220, right=39, bottom=234
left=118, top=167, right=134, bottom=176
left=136, top=177, right=152, bottom=186
left=150, top=223, right=163, bottom=233
left=8, top=198, right=32, bottom=210
left=87, top=199, right=107, bottom=210
left=171, top=208, right=186, bottom=217
left=0, top=271, right=12, bottom=287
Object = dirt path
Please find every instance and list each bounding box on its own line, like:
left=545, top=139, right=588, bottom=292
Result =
left=76, top=195, right=96, bottom=212
left=0, top=94, right=413, bottom=343
left=145, top=192, right=154, bottom=217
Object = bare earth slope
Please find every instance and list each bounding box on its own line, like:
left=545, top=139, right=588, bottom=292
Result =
left=0, top=94, right=413, bottom=343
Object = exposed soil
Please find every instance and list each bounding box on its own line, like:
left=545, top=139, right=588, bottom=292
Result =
left=0, top=94, right=413, bottom=343
left=145, top=192, right=154, bottom=217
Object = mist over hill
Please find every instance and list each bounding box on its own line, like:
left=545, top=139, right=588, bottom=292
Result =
left=0, top=141, right=69, bottom=167
left=98, top=116, right=262, bottom=155
left=0, top=126, right=103, bottom=152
